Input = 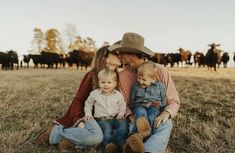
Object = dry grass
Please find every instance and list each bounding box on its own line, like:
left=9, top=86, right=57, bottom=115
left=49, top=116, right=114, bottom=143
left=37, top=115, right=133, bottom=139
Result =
left=0, top=67, right=234, bottom=153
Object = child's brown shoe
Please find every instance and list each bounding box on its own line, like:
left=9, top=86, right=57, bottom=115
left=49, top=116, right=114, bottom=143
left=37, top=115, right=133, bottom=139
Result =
left=136, top=117, right=151, bottom=140
left=104, top=143, right=117, bottom=153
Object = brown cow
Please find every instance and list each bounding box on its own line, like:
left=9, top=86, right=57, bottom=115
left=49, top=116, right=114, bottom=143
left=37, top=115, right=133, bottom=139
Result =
left=178, top=48, right=192, bottom=66
left=205, top=43, right=222, bottom=71
left=150, top=53, right=168, bottom=66
left=194, top=52, right=205, bottom=67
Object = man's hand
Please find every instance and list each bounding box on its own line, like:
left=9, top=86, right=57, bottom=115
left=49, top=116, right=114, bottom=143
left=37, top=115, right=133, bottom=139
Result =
left=154, top=111, right=170, bottom=128
left=128, top=114, right=135, bottom=124
left=83, top=115, right=93, bottom=121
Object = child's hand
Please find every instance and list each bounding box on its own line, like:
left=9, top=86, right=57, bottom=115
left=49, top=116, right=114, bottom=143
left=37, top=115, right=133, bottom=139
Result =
left=116, top=114, right=124, bottom=120
left=83, top=115, right=93, bottom=121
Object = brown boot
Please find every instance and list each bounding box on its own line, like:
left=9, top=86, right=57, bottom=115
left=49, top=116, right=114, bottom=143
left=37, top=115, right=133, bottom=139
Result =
left=35, top=125, right=54, bottom=145
left=58, top=139, right=76, bottom=152
left=118, top=144, right=125, bottom=153
left=123, top=133, right=144, bottom=153
left=104, top=143, right=117, bottom=153
left=136, top=117, right=151, bottom=140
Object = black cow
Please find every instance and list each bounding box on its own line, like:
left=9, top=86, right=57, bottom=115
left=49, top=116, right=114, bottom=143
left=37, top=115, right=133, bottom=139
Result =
left=205, top=43, right=221, bottom=71
left=28, top=54, right=44, bottom=68
left=233, top=53, right=235, bottom=63
left=221, top=52, right=230, bottom=68
left=166, top=53, right=181, bottom=67
left=0, top=50, right=18, bottom=70
left=23, top=55, right=30, bottom=68
left=41, top=51, right=60, bottom=68
left=67, top=50, right=95, bottom=69
left=28, top=51, right=60, bottom=68
left=194, top=52, right=205, bottom=67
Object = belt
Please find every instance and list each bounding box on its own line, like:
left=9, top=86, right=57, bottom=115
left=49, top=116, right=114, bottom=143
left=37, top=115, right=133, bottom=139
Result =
left=95, top=116, right=114, bottom=121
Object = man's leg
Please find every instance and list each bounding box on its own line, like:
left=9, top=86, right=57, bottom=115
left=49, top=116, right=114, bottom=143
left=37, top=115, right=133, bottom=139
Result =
left=144, top=119, right=173, bottom=153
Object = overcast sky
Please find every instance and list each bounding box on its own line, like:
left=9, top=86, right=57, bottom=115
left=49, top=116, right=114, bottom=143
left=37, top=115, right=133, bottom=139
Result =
left=0, top=0, right=234, bottom=66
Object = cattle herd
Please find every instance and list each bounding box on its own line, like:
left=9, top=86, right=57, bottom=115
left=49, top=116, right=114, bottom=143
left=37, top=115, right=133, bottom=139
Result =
left=0, top=45, right=235, bottom=71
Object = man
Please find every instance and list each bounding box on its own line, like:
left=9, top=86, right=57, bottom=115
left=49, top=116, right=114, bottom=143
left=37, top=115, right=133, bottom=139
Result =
left=108, top=32, right=180, bottom=153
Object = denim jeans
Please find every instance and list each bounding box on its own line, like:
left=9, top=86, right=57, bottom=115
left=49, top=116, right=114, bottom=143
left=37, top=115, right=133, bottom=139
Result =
left=131, top=105, right=160, bottom=134
left=129, top=119, right=173, bottom=153
left=97, top=118, right=128, bottom=145
left=49, top=119, right=103, bottom=149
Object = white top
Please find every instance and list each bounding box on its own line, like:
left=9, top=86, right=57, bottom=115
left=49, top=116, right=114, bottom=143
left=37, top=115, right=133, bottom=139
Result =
left=84, top=89, right=126, bottom=118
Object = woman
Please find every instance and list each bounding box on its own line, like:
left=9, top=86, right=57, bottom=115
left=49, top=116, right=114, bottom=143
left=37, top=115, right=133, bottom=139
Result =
left=35, top=46, right=122, bottom=151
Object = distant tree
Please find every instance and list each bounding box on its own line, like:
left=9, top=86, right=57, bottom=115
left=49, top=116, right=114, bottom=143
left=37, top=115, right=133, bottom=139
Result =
left=102, top=41, right=110, bottom=47
left=30, top=28, right=44, bottom=54
left=85, top=37, right=96, bottom=51
left=71, top=36, right=83, bottom=51
left=44, top=28, right=64, bottom=54
left=64, top=23, right=79, bottom=51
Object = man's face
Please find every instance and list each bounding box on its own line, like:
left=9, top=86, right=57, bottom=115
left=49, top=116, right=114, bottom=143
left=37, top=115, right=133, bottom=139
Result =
left=116, top=53, right=131, bottom=65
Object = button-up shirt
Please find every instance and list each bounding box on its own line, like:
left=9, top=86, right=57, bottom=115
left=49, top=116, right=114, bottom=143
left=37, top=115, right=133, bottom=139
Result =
left=84, top=89, right=126, bottom=118
left=131, top=81, right=166, bottom=108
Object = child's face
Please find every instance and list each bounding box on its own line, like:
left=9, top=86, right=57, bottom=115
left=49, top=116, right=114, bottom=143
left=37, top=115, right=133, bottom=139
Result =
left=138, top=74, right=155, bottom=88
left=98, top=76, right=116, bottom=95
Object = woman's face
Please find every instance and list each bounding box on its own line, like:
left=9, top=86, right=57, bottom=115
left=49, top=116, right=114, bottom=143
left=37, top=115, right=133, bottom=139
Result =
left=105, top=53, right=121, bottom=70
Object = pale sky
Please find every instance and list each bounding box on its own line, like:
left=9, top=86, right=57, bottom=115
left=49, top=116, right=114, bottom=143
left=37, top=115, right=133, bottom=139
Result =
left=0, top=0, right=235, bottom=66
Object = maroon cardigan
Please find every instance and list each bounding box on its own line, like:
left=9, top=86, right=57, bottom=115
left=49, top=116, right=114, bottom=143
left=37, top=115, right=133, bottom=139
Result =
left=56, top=71, right=94, bottom=128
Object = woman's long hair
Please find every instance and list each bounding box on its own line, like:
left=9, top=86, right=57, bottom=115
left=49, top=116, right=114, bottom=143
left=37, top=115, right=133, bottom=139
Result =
left=90, top=45, right=110, bottom=89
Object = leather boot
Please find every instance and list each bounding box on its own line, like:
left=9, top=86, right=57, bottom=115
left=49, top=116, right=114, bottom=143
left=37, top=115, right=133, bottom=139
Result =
left=58, top=139, right=76, bottom=152
left=136, top=117, right=151, bottom=140
left=104, top=143, right=117, bottom=153
left=35, top=125, right=54, bottom=145
left=123, top=133, right=144, bottom=153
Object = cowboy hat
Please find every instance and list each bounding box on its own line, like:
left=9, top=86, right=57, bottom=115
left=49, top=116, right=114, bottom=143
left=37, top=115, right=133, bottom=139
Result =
left=208, top=43, right=220, bottom=47
left=108, top=32, right=154, bottom=56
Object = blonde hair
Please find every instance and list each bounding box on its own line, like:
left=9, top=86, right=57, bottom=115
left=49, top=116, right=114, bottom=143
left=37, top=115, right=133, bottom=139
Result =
left=138, top=61, right=158, bottom=79
left=98, top=68, right=117, bottom=82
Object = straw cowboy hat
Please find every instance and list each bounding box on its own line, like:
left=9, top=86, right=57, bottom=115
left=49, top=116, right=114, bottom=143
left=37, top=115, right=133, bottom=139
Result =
left=108, top=32, right=154, bottom=56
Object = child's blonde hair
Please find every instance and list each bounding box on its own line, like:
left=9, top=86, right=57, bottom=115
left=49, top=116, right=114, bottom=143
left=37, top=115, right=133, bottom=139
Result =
left=98, top=68, right=117, bottom=81
left=138, top=61, right=158, bottom=80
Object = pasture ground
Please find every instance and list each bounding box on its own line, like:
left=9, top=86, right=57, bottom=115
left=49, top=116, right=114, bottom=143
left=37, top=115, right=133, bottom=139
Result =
left=0, top=67, right=234, bottom=153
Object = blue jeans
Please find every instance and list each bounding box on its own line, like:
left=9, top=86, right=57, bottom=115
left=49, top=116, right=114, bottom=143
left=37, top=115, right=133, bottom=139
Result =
left=97, top=118, right=128, bottom=145
left=129, top=119, right=173, bottom=153
left=131, top=105, right=160, bottom=134
left=49, top=119, right=103, bottom=149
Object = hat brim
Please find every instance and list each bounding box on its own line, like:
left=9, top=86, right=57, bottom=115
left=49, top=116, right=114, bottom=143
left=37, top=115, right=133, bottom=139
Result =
left=108, top=41, right=154, bottom=56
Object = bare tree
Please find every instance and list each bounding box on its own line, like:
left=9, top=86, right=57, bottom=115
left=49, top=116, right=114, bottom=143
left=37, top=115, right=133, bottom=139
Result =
left=30, top=28, right=44, bottom=54
left=64, top=23, right=79, bottom=51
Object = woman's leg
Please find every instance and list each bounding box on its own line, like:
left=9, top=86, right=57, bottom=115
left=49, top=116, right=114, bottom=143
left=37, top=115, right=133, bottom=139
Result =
left=49, top=119, right=103, bottom=148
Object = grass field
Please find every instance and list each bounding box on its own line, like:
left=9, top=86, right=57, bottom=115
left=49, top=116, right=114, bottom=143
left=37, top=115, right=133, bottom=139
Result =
left=0, top=67, right=234, bottom=153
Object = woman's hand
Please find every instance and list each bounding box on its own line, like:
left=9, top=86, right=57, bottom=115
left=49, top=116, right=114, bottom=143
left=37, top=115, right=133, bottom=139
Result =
left=154, top=111, right=170, bottom=128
